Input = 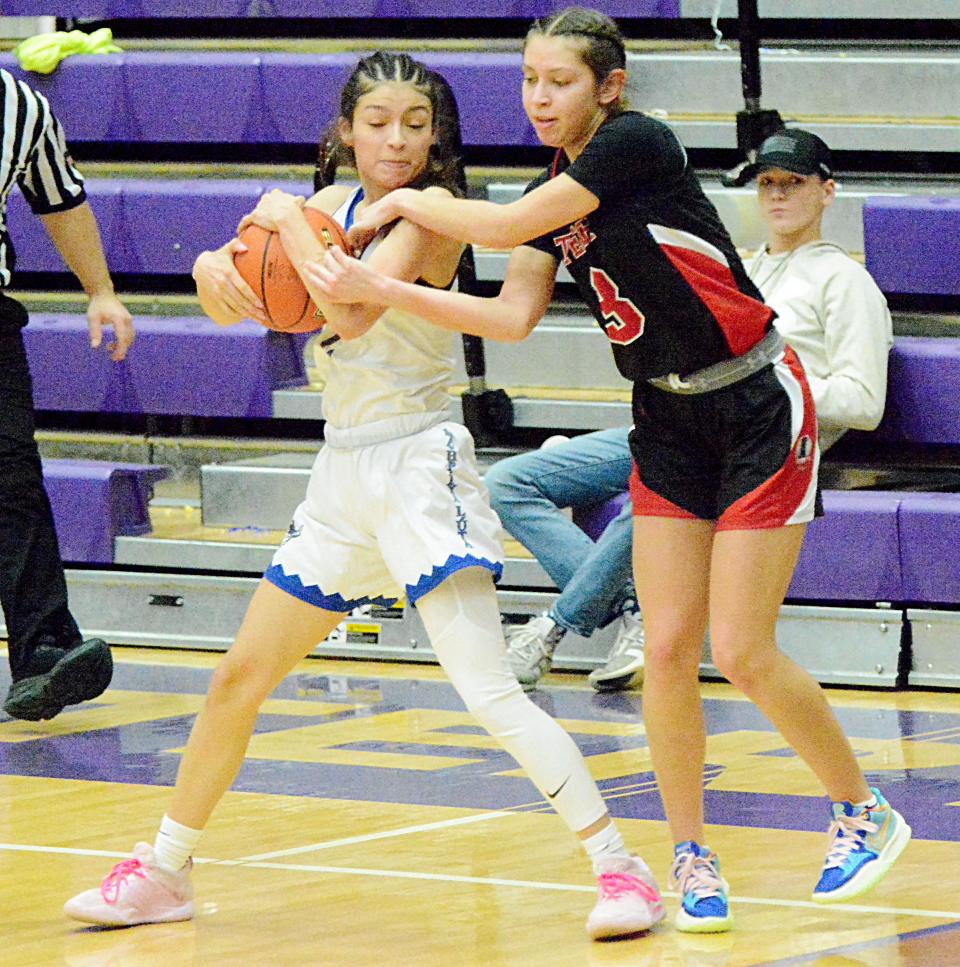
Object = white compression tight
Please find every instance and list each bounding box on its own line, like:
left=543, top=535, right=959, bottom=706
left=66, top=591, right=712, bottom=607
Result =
left=416, top=567, right=608, bottom=834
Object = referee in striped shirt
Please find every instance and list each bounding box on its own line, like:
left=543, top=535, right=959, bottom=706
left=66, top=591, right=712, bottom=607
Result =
left=1, top=68, right=134, bottom=721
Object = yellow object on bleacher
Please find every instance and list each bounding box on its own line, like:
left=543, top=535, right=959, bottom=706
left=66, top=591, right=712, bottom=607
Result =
left=15, top=28, right=122, bottom=75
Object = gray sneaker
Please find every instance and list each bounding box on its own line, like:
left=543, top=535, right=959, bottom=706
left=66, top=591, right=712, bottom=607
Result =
left=589, top=612, right=644, bottom=691
left=505, top=614, right=564, bottom=690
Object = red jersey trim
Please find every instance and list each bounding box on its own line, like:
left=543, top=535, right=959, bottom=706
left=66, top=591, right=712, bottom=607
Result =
left=719, top=347, right=819, bottom=530
left=629, top=464, right=698, bottom=519
left=647, top=223, right=773, bottom=358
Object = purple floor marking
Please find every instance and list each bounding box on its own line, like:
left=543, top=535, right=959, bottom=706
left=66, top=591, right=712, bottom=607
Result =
left=2, top=660, right=958, bottom=841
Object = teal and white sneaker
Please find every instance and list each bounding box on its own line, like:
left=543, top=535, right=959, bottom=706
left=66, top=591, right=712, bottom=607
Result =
left=812, top=787, right=911, bottom=903
left=671, top=841, right=733, bottom=933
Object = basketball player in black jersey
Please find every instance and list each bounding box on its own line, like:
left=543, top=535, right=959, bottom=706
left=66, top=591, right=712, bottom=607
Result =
left=309, top=6, right=910, bottom=935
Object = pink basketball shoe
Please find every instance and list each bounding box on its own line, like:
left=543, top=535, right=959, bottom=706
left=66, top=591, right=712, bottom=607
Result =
left=586, top=855, right=665, bottom=940
left=64, top=842, right=194, bottom=927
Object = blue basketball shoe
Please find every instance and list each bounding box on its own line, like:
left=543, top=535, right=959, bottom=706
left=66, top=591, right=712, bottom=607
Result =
left=671, top=841, right=733, bottom=933
left=813, top=788, right=911, bottom=903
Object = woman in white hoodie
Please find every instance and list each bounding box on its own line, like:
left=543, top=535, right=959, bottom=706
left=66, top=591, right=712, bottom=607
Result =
left=744, top=128, right=893, bottom=452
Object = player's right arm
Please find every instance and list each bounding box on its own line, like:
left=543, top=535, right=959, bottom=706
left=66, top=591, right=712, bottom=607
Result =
left=306, top=243, right=558, bottom=343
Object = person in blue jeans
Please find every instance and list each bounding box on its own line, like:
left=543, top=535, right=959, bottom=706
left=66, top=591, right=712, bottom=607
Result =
left=484, top=428, right=637, bottom=691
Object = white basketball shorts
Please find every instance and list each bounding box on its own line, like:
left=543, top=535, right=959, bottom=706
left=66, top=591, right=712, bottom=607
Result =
left=265, top=420, right=504, bottom=611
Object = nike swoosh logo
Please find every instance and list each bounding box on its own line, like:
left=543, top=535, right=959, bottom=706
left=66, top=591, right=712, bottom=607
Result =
left=546, top=776, right=570, bottom=799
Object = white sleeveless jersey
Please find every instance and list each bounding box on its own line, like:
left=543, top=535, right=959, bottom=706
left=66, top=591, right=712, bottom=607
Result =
left=318, top=186, right=456, bottom=439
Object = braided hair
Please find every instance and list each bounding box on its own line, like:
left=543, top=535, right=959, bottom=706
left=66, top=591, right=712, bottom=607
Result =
left=314, top=51, right=466, bottom=196
left=525, top=6, right=629, bottom=115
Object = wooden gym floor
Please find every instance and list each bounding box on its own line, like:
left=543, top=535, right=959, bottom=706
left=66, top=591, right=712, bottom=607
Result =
left=2, top=645, right=958, bottom=967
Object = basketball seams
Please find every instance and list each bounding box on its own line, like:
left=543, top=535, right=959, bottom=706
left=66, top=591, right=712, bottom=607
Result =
left=258, top=228, right=273, bottom=326
left=234, top=207, right=348, bottom=333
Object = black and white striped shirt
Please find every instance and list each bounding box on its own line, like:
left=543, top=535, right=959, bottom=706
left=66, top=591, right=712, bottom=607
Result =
left=0, top=68, right=86, bottom=288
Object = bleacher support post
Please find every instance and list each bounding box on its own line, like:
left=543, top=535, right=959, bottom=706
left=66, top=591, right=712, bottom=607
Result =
left=458, top=241, right=513, bottom=447
left=721, top=0, right=784, bottom=187
left=461, top=334, right=514, bottom=448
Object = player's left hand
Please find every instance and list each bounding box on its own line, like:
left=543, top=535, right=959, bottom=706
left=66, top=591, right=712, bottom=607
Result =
left=87, top=290, right=134, bottom=362
left=238, top=189, right=305, bottom=234
left=303, top=246, right=381, bottom=305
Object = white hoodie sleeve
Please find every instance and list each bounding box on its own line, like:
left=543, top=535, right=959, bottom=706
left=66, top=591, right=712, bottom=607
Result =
left=808, top=256, right=893, bottom=434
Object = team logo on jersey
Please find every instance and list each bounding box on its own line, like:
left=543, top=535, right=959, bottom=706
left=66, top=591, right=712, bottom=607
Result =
left=795, top=434, right=814, bottom=465
left=552, top=219, right=596, bottom=265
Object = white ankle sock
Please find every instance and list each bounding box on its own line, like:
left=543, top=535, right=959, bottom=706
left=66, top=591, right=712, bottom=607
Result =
left=582, top=822, right=631, bottom=874
left=153, top=814, right=202, bottom=872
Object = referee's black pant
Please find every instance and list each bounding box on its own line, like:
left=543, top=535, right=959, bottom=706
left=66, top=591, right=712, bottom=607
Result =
left=0, top=294, right=81, bottom=683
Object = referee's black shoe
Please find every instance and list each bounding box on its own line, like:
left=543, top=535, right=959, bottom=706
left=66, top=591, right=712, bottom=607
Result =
left=3, top=638, right=113, bottom=721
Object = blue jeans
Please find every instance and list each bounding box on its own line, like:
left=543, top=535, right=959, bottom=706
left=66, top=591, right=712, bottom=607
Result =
left=484, top=427, right=634, bottom=638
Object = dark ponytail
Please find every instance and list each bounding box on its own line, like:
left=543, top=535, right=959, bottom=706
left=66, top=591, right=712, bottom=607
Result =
left=424, top=68, right=477, bottom=304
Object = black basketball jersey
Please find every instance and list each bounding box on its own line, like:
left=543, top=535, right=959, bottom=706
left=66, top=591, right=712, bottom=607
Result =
left=523, top=112, right=774, bottom=382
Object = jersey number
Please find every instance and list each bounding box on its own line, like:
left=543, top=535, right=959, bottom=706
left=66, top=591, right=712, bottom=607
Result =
left=590, top=267, right=645, bottom=346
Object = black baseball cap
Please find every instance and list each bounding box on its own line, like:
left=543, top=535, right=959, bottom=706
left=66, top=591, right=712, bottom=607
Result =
left=743, top=128, right=834, bottom=181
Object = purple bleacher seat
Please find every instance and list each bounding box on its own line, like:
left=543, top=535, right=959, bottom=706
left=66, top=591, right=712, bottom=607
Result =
left=277, top=1, right=678, bottom=15
left=24, top=315, right=308, bottom=418
left=269, top=0, right=678, bottom=12
left=0, top=50, right=544, bottom=147
left=6, top=179, right=313, bottom=276
left=136, top=0, right=248, bottom=13
left=419, top=52, right=542, bottom=148
left=873, top=337, right=960, bottom=446
left=787, top=491, right=903, bottom=602
left=6, top=185, right=124, bottom=272
left=123, top=54, right=263, bottom=143
left=265, top=0, right=401, bottom=13
left=42, top=459, right=168, bottom=564
left=118, top=180, right=305, bottom=274
left=3, top=56, right=124, bottom=142
left=557, top=489, right=908, bottom=603
left=2, top=0, right=677, bottom=14
left=573, top=491, right=629, bottom=542
left=1, top=0, right=110, bottom=11
left=898, top=493, right=960, bottom=604
left=863, top=196, right=960, bottom=296
left=259, top=55, right=357, bottom=145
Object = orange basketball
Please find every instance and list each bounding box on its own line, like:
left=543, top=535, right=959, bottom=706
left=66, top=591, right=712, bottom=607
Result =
left=234, top=206, right=350, bottom=333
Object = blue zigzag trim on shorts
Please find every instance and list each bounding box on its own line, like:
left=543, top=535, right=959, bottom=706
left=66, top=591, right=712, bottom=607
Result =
left=406, top=554, right=503, bottom=605
left=264, top=564, right=398, bottom=612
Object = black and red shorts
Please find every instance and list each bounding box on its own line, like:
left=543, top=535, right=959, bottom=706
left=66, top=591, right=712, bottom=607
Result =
left=629, top=346, right=821, bottom=530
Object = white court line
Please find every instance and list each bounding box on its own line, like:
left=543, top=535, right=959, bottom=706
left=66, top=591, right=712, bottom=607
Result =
left=4, top=841, right=959, bottom=921
left=245, top=862, right=960, bottom=919
left=237, top=810, right=513, bottom=863
left=0, top=844, right=129, bottom=859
